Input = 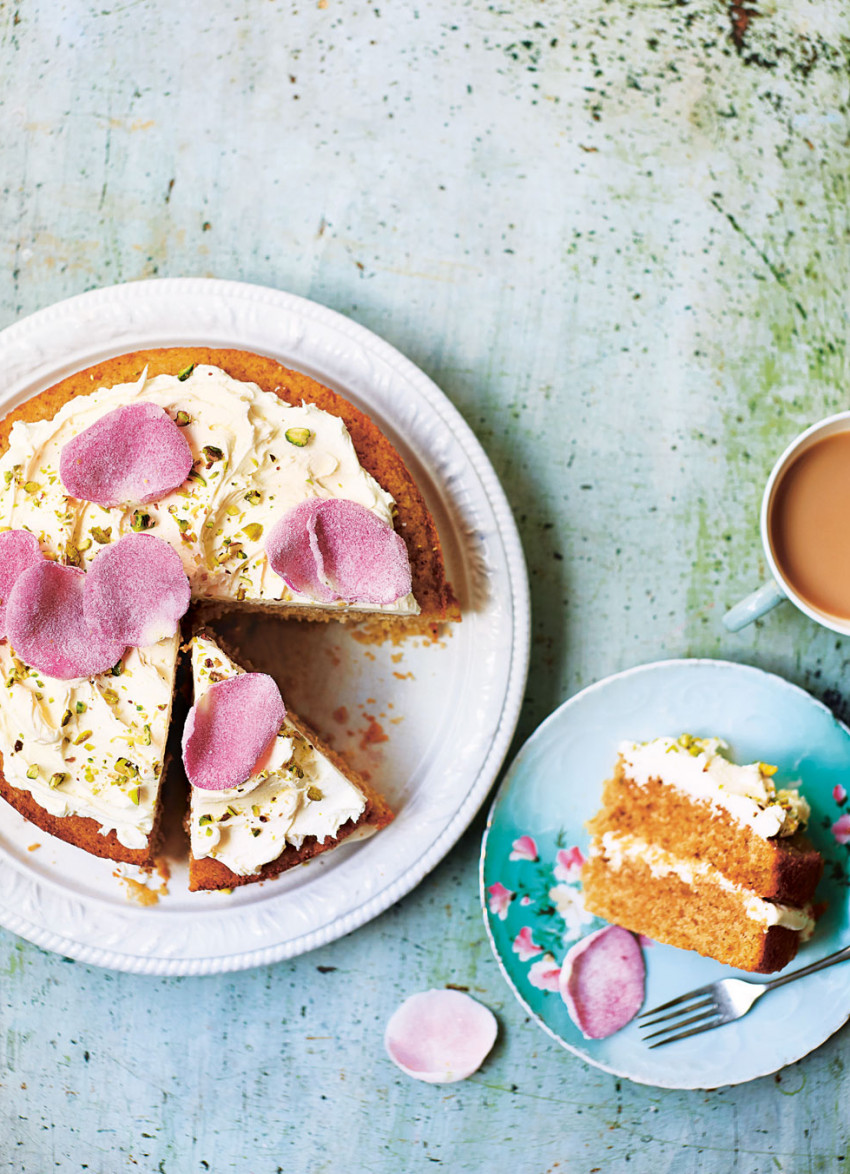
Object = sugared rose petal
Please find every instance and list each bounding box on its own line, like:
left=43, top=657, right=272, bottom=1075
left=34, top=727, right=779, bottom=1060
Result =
left=59, top=402, right=193, bottom=507
left=385, top=990, right=498, bottom=1084
left=6, top=562, right=126, bottom=680
left=559, top=925, right=645, bottom=1040
left=182, top=672, right=287, bottom=791
left=265, top=500, right=335, bottom=602
left=266, top=498, right=412, bottom=605
left=0, top=530, right=43, bottom=641
left=84, top=533, right=190, bottom=647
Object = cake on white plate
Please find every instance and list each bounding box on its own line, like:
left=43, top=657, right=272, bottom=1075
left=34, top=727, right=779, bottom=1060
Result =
left=0, top=348, right=458, bottom=873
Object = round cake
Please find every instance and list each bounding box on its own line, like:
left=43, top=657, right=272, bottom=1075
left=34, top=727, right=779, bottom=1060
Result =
left=0, top=348, right=459, bottom=882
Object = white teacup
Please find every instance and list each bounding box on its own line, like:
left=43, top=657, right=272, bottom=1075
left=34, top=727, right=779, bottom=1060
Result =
left=723, top=411, right=850, bottom=634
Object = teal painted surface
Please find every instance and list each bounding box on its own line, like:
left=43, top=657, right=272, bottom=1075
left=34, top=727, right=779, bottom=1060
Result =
left=2, top=1, right=850, bottom=1170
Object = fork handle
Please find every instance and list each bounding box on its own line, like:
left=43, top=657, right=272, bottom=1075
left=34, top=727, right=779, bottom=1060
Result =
left=761, top=942, right=850, bottom=992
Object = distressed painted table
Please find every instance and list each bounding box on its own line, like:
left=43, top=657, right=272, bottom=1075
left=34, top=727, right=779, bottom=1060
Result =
left=2, top=2, right=849, bottom=1171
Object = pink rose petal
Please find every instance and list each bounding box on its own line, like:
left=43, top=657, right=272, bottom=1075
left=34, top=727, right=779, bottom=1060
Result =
left=266, top=498, right=412, bottom=605
left=311, top=498, right=412, bottom=605
left=385, top=990, right=497, bottom=1084
left=6, top=562, right=126, bottom=680
left=509, top=834, right=538, bottom=862
left=265, top=500, right=336, bottom=602
left=833, top=784, right=847, bottom=804
left=0, top=530, right=44, bottom=641
left=512, top=926, right=543, bottom=962
left=84, top=533, right=190, bottom=647
left=182, top=672, right=287, bottom=791
left=559, top=925, right=645, bottom=1040
left=59, top=402, right=193, bottom=507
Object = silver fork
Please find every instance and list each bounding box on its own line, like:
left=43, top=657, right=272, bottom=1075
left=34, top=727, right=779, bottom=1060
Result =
left=639, top=942, right=850, bottom=1047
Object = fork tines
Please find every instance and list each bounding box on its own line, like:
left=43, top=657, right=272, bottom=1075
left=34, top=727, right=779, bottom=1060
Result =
left=638, top=988, right=722, bottom=1048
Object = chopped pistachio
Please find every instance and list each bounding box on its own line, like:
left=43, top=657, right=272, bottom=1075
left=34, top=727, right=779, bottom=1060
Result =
left=250, top=828, right=262, bottom=837
left=77, top=537, right=92, bottom=553
left=226, top=504, right=240, bottom=517
left=188, top=469, right=207, bottom=486
left=26, top=764, right=39, bottom=780
left=241, top=522, right=263, bottom=543
left=131, top=510, right=153, bottom=532
left=48, top=772, right=66, bottom=789
left=175, top=517, right=190, bottom=533
left=111, top=660, right=125, bottom=677
left=73, top=730, right=93, bottom=745
left=759, top=762, right=778, bottom=777
left=90, top=525, right=112, bottom=544
left=244, top=490, right=262, bottom=505
left=251, top=805, right=261, bottom=817
left=76, top=701, right=87, bottom=714
left=140, top=724, right=152, bottom=746
left=127, top=786, right=141, bottom=806
left=64, top=541, right=82, bottom=567
left=285, top=427, right=311, bottom=447
left=198, top=814, right=214, bottom=826
left=61, top=708, right=73, bottom=727
left=202, top=445, right=224, bottom=466
left=102, top=688, right=119, bottom=705
left=226, top=804, right=240, bottom=817
left=22, top=481, right=40, bottom=494
left=176, top=364, right=195, bottom=382
left=307, top=785, right=323, bottom=801
left=115, top=757, right=138, bottom=778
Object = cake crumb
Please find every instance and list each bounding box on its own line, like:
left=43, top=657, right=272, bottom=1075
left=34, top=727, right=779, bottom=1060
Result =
left=27, top=843, right=40, bottom=852
left=392, top=671, right=415, bottom=681
left=360, top=717, right=389, bottom=748
left=332, top=706, right=349, bottom=724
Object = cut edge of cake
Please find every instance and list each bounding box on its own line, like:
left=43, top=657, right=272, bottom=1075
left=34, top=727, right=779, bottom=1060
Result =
left=185, top=633, right=394, bottom=892
left=582, top=735, right=823, bottom=974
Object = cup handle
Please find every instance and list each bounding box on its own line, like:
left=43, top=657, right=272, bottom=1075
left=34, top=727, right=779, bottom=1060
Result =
left=723, top=580, right=787, bottom=632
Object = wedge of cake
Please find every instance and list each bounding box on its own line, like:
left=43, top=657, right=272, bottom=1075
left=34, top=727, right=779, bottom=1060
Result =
left=0, top=347, right=455, bottom=869
left=582, top=735, right=823, bottom=973
left=184, top=634, right=393, bottom=891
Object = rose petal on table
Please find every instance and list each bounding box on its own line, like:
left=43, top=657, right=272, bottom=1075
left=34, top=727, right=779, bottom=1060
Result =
left=182, top=672, right=287, bottom=791
left=6, top=562, right=127, bottom=680
left=384, top=990, right=498, bottom=1084
left=314, top=499, right=412, bottom=605
left=84, top=532, right=190, bottom=647
left=265, top=499, right=336, bottom=602
left=59, top=401, right=193, bottom=507
left=0, top=529, right=44, bottom=641
left=559, top=925, right=645, bottom=1040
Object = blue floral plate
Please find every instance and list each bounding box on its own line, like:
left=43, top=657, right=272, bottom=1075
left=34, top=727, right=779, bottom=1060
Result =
left=480, top=659, right=850, bottom=1088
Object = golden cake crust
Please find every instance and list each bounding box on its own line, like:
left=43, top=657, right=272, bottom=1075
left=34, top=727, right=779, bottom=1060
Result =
left=0, top=347, right=446, bottom=872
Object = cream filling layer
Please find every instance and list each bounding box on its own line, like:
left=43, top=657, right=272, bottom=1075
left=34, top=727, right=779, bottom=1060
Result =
left=0, top=364, right=419, bottom=615
left=0, top=638, right=177, bottom=850
left=188, top=636, right=367, bottom=876
left=618, top=736, right=810, bottom=839
left=594, top=831, right=814, bottom=933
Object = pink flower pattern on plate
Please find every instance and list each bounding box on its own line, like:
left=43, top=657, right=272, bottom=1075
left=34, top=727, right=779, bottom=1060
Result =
left=553, top=846, right=585, bottom=883
left=528, top=954, right=561, bottom=992
left=509, top=834, right=538, bottom=862
left=512, top=926, right=543, bottom=962
left=834, top=784, right=847, bottom=805
left=487, top=882, right=515, bottom=920
left=832, top=814, right=850, bottom=845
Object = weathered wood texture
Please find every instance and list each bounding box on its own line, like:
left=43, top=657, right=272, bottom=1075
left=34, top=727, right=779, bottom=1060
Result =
left=1, top=2, right=849, bottom=1171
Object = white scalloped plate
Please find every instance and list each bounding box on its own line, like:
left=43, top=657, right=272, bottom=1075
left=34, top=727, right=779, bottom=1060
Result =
left=0, top=278, right=529, bottom=975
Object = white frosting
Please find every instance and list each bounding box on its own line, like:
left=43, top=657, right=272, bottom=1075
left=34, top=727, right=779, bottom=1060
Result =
left=618, top=735, right=810, bottom=839
left=595, top=831, right=814, bottom=933
left=0, top=364, right=418, bottom=615
left=0, top=637, right=177, bottom=849
left=188, top=636, right=367, bottom=876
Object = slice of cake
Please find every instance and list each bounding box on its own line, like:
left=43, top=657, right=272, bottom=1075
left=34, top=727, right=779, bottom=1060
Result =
left=0, top=347, right=456, bottom=870
left=582, top=735, right=823, bottom=973
left=184, top=634, right=393, bottom=891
